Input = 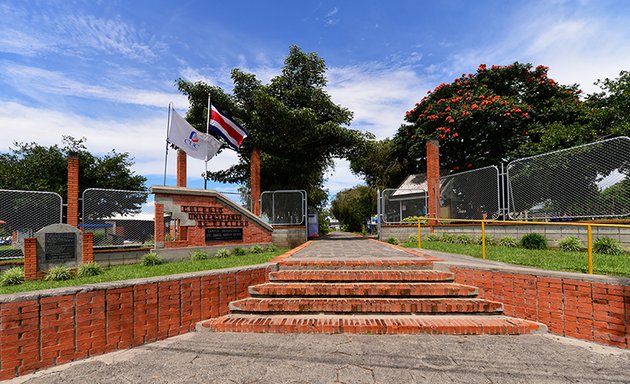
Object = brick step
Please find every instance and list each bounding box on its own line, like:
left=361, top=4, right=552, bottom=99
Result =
left=229, top=297, right=503, bottom=315
left=249, top=282, right=478, bottom=297
left=277, top=259, right=434, bottom=270
left=269, top=270, right=454, bottom=282
left=200, top=314, right=547, bottom=335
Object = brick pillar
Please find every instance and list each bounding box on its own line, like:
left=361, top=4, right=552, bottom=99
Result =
left=24, top=238, right=37, bottom=281
left=82, top=232, right=94, bottom=264
left=154, top=203, right=164, bottom=248
left=250, top=148, right=261, bottom=216
left=426, top=140, right=441, bottom=224
left=67, top=152, right=79, bottom=227
left=176, top=150, right=187, bottom=188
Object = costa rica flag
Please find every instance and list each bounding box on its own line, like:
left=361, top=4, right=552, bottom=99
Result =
left=209, top=105, right=248, bottom=149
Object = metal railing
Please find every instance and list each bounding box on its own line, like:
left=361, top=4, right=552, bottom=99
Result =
left=412, top=217, right=630, bottom=274
left=260, top=190, right=307, bottom=225
left=0, top=189, right=63, bottom=259
left=507, top=136, right=630, bottom=220
left=82, top=188, right=152, bottom=248
left=380, top=188, right=428, bottom=224
left=441, top=165, right=500, bottom=220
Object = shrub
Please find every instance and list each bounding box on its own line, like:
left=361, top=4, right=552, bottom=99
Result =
left=0, top=267, right=24, bottom=286
left=476, top=235, right=497, bottom=246
left=190, top=250, right=209, bottom=261
left=142, top=252, right=163, bottom=266
left=558, top=236, right=582, bottom=252
left=425, top=234, right=441, bottom=242
left=441, top=234, right=457, bottom=243
left=266, top=244, right=278, bottom=253
left=215, top=248, right=231, bottom=258
left=407, top=235, right=418, bottom=244
left=386, top=237, right=399, bottom=245
left=232, top=247, right=246, bottom=256
left=454, top=234, right=474, bottom=245
left=593, top=237, right=622, bottom=255
left=249, top=245, right=264, bottom=254
left=77, top=262, right=104, bottom=277
left=45, top=265, right=73, bottom=281
left=520, top=233, right=547, bottom=250
left=499, top=236, right=518, bottom=248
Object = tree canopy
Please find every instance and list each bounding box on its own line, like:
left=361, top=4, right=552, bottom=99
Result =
left=0, top=136, right=146, bottom=198
left=0, top=136, right=147, bottom=220
left=177, top=45, right=367, bottom=209
left=330, top=185, right=375, bottom=232
left=391, top=62, right=589, bottom=175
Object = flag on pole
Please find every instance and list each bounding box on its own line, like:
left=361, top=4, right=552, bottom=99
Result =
left=168, top=109, right=221, bottom=161
left=209, top=105, right=248, bottom=149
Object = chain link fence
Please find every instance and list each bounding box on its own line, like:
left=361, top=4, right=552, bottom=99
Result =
left=82, top=188, right=153, bottom=248
left=0, top=189, right=63, bottom=259
left=441, top=166, right=500, bottom=220
left=381, top=188, right=428, bottom=224
left=260, top=190, right=307, bottom=225
left=507, top=136, right=630, bottom=220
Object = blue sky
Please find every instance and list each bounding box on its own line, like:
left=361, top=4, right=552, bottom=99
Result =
left=1, top=0, right=629, bottom=203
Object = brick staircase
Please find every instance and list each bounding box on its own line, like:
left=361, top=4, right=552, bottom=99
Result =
left=201, top=259, right=546, bottom=335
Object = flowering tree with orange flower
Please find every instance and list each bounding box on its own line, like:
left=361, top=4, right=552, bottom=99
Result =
left=393, top=62, right=587, bottom=173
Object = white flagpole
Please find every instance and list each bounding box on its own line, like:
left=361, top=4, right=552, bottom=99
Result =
left=204, top=95, right=211, bottom=190
left=163, top=102, right=172, bottom=186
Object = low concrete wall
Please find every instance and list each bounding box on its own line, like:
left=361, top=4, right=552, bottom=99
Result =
left=0, top=263, right=274, bottom=380
left=272, top=226, right=307, bottom=249
left=381, top=224, right=630, bottom=249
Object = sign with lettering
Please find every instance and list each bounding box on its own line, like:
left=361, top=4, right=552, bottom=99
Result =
left=205, top=228, right=243, bottom=241
left=181, top=205, right=249, bottom=228
left=44, top=232, right=77, bottom=262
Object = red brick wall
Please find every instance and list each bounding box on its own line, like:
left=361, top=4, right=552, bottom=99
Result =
left=176, top=150, right=187, bottom=188
left=67, top=153, right=79, bottom=227
left=0, top=265, right=272, bottom=379
left=451, top=267, right=630, bottom=348
left=250, top=148, right=261, bottom=216
left=426, top=140, right=440, bottom=220
left=161, top=194, right=272, bottom=248
left=23, top=238, right=37, bottom=281
left=82, top=232, right=94, bottom=263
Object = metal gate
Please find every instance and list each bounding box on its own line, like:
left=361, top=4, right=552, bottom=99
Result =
left=260, top=190, right=307, bottom=225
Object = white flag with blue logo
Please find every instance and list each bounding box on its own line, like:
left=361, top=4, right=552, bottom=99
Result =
left=168, top=109, right=221, bottom=161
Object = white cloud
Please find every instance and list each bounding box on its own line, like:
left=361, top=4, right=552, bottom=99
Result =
left=0, top=3, right=161, bottom=60
left=325, top=159, right=365, bottom=197
left=327, top=63, right=431, bottom=139
left=0, top=101, right=241, bottom=179
left=1, top=64, right=188, bottom=109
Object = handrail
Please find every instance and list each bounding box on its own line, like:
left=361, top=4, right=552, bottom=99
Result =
left=412, top=216, right=630, bottom=274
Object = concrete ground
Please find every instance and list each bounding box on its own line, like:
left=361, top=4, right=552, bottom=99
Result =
left=10, top=331, right=630, bottom=384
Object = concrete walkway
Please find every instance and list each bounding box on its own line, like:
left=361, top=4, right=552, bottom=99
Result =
left=10, top=233, right=630, bottom=383
left=288, top=232, right=420, bottom=260
left=12, top=332, right=630, bottom=383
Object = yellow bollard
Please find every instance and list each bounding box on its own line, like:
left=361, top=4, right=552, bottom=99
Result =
left=587, top=225, right=593, bottom=274
left=481, top=221, right=486, bottom=259
left=417, top=218, right=421, bottom=249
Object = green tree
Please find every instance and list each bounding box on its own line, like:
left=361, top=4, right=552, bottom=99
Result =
left=394, top=62, right=588, bottom=173
left=586, top=70, right=630, bottom=137
left=0, top=136, right=147, bottom=214
left=348, top=137, right=409, bottom=189
left=330, top=185, right=375, bottom=232
left=177, top=45, right=367, bottom=209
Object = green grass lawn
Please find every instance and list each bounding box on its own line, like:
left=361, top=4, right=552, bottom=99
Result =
left=0, top=249, right=285, bottom=295
left=402, top=240, right=630, bottom=277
